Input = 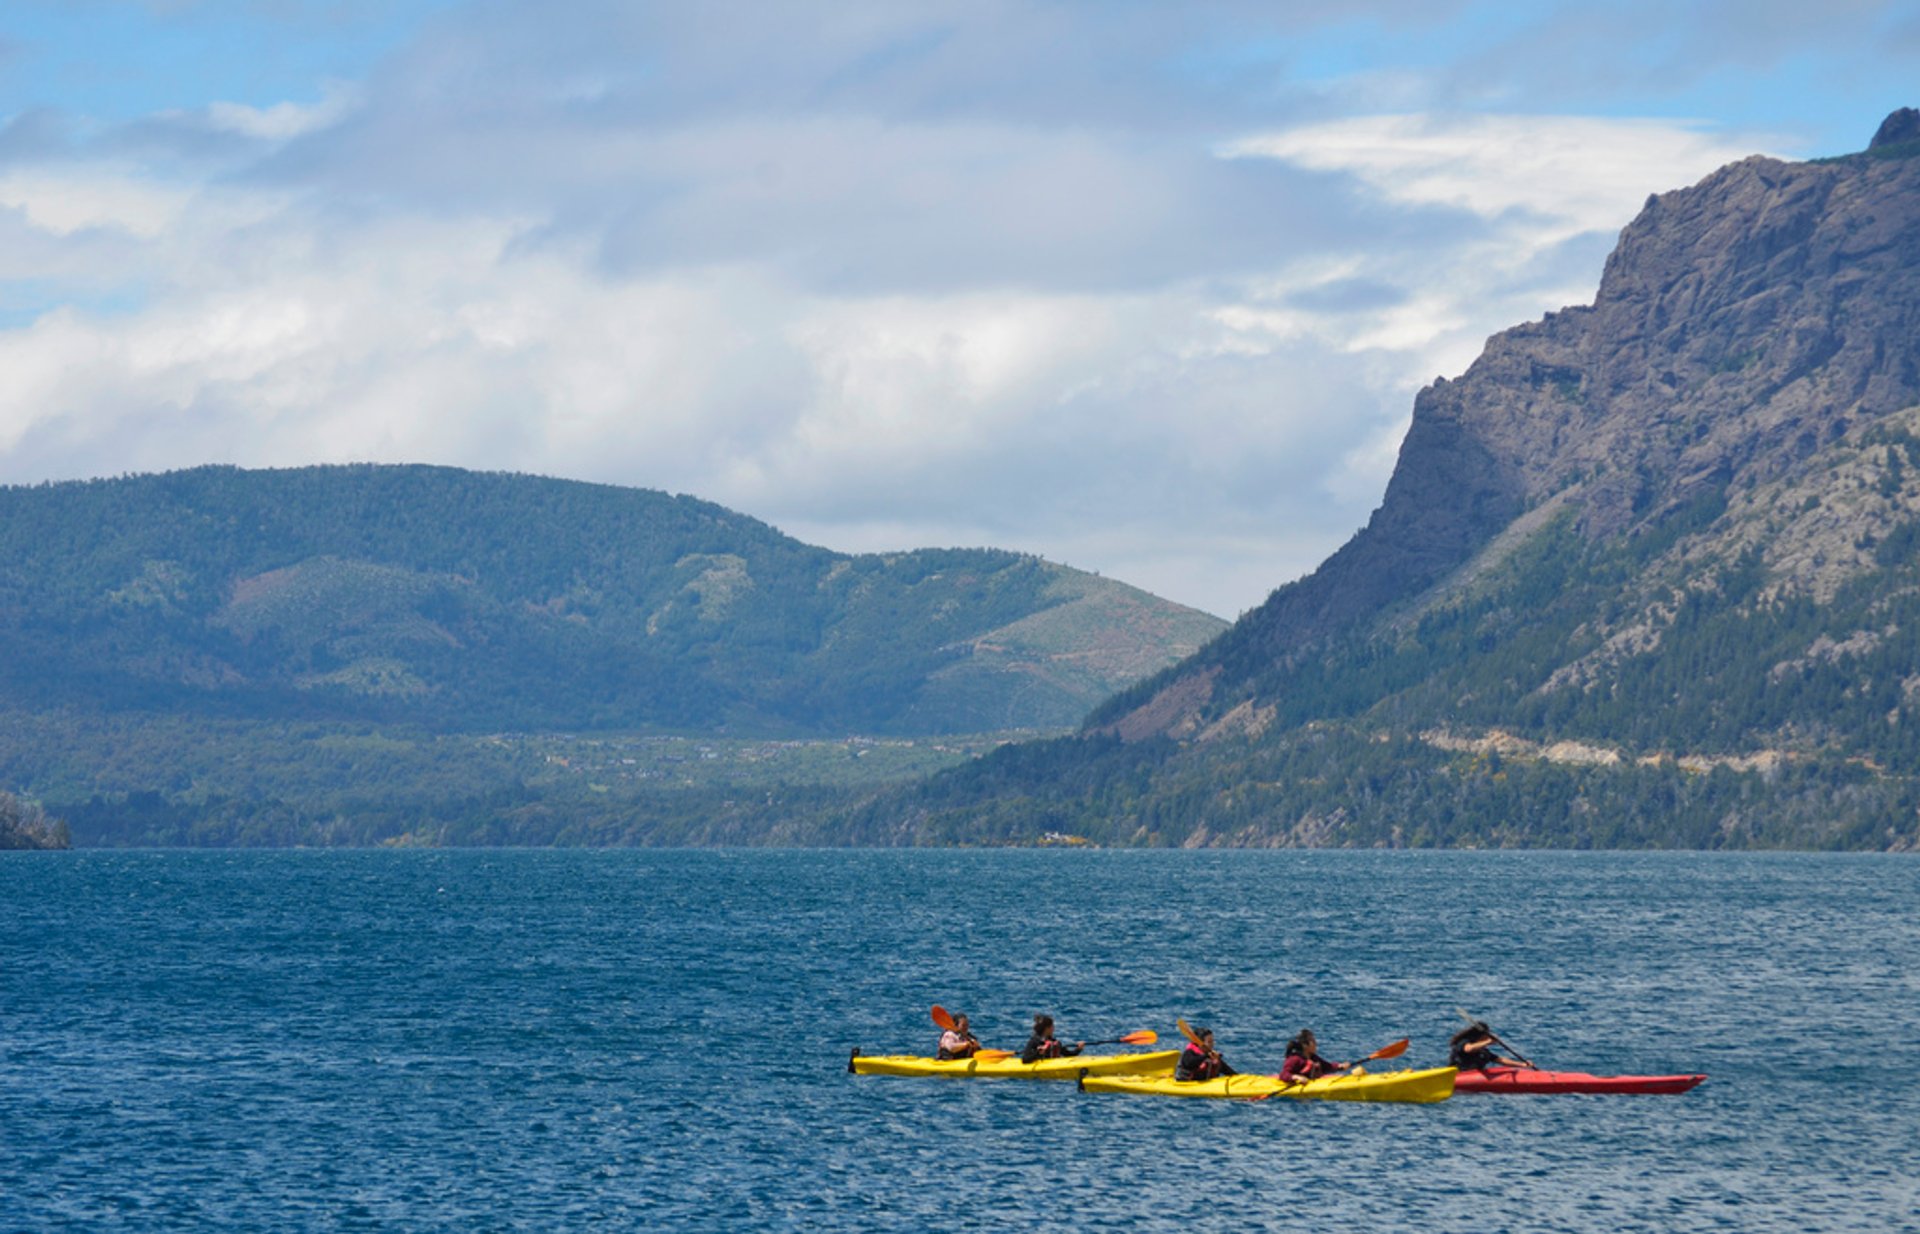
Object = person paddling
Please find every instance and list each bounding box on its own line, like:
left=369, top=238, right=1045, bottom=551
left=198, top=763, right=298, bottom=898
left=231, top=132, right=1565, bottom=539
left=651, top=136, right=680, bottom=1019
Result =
left=937, top=1012, right=982, bottom=1060
left=1021, top=1014, right=1084, bottom=1063
left=1175, top=1026, right=1236, bottom=1081
left=1278, top=1029, right=1346, bottom=1082
left=1449, top=1021, right=1532, bottom=1071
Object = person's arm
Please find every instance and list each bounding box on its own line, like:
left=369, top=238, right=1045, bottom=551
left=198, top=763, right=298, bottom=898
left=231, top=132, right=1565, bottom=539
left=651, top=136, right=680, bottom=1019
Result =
left=1064, top=1040, right=1083, bottom=1057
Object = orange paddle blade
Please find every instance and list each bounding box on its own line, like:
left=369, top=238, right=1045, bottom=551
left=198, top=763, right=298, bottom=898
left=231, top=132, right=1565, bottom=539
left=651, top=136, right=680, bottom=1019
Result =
left=1175, top=1018, right=1201, bottom=1044
left=930, top=1005, right=957, bottom=1031
left=1120, top=1030, right=1158, bottom=1046
left=972, top=1049, right=1014, bottom=1062
left=1367, top=1038, right=1411, bottom=1061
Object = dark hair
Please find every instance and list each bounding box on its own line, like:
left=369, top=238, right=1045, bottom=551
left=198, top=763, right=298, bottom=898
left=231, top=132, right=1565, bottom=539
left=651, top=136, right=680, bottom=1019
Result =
left=1449, top=1022, right=1491, bottom=1048
left=1286, top=1029, right=1316, bottom=1057
left=1033, top=1014, right=1053, bottom=1035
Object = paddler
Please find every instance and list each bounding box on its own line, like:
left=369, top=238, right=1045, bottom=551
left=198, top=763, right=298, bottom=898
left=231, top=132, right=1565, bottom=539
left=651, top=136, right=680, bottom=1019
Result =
left=1278, top=1029, right=1346, bottom=1082
left=1174, top=1026, right=1236, bottom=1081
left=1448, top=1021, right=1532, bottom=1071
left=937, top=1012, right=982, bottom=1060
left=1020, top=1014, right=1084, bottom=1063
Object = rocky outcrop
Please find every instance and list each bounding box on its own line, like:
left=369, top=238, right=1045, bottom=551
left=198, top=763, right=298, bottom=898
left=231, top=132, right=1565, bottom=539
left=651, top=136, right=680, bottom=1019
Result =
left=1103, top=111, right=1920, bottom=740
left=0, top=790, right=69, bottom=850
left=1872, top=108, right=1920, bottom=150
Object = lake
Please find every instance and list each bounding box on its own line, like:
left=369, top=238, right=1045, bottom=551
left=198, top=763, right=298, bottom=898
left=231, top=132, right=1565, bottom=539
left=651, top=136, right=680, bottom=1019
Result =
left=2, top=849, right=1915, bottom=1231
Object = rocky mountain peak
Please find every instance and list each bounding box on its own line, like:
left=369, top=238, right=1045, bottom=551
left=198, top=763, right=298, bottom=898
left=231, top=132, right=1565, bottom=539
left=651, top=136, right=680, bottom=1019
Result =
left=1870, top=107, right=1920, bottom=150
left=1096, top=119, right=1920, bottom=743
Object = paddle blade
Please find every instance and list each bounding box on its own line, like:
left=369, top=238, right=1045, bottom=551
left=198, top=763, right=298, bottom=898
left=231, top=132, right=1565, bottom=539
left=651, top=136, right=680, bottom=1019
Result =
left=1120, top=1030, right=1158, bottom=1046
left=1175, top=1018, right=1201, bottom=1044
left=1367, top=1037, right=1411, bottom=1061
left=971, top=1049, right=1014, bottom=1062
left=931, top=1005, right=957, bottom=1031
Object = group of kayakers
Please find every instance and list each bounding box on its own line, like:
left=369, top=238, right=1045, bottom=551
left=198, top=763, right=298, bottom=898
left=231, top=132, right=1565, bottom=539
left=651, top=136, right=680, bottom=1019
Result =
left=940, top=1012, right=1088, bottom=1064
left=937, top=1010, right=1537, bottom=1077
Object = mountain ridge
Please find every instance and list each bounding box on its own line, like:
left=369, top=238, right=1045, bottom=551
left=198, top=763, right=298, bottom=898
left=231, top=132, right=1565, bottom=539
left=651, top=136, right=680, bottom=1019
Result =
left=870, top=112, right=1920, bottom=851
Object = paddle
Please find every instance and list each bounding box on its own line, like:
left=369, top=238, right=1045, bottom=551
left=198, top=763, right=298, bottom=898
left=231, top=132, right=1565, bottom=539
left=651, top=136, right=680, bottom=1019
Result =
left=1338, top=1037, right=1410, bottom=1070
left=1455, top=1007, right=1535, bottom=1068
left=931, top=1005, right=957, bottom=1031
left=975, top=1029, right=1157, bottom=1065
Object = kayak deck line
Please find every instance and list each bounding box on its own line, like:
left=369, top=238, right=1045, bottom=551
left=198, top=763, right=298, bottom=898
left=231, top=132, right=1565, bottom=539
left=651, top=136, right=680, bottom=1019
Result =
left=1076, top=1065, right=1458, bottom=1104
left=848, top=1047, right=1182, bottom=1080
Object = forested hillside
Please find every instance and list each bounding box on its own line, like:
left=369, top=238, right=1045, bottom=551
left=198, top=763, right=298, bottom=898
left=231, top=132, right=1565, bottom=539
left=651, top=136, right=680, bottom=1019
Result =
left=0, top=465, right=1220, bottom=736
left=0, top=465, right=1224, bottom=845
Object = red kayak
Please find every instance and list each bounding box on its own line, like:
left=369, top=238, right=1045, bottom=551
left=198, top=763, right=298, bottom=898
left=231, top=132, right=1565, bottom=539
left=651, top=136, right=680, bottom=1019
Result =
left=1453, top=1066, right=1706, bottom=1095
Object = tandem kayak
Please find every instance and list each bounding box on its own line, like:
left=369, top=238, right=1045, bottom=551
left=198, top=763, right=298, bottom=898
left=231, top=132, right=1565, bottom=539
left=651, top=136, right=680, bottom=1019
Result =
left=848, top=1048, right=1181, bottom=1079
left=1453, top=1066, right=1706, bottom=1095
left=1078, top=1065, right=1457, bottom=1104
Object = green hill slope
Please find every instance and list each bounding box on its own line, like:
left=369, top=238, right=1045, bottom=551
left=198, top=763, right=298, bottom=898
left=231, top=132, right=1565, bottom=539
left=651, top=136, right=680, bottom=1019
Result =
left=0, top=464, right=1222, bottom=739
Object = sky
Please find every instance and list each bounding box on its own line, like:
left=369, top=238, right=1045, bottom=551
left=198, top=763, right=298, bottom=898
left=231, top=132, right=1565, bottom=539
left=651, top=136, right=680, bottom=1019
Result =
left=0, top=2, right=1915, bottom=618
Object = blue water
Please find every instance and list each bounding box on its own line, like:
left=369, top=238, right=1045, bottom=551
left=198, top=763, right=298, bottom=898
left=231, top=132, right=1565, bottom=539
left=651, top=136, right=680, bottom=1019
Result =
left=2, top=850, right=1915, bottom=1232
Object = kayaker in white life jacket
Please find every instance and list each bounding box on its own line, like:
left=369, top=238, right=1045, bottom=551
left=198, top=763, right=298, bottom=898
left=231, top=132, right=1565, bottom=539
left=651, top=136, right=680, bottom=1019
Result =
left=936, top=1012, right=982, bottom=1060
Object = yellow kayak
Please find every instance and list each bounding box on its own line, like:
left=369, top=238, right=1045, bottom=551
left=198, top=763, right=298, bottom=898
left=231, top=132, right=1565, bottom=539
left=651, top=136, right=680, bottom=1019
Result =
left=1078, top=1065, right=1457, bottom=1104
left=849, top=1048, right=1181, bottom=1079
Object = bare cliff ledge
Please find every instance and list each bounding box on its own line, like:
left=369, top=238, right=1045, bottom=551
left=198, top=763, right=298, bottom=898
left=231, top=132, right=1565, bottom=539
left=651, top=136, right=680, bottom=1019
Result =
left=1096, top=110, right=1920, bottom=743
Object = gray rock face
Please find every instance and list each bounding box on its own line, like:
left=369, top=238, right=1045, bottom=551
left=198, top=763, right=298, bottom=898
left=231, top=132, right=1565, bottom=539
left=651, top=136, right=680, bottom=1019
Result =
left=1872, top=107, right=1920, bottom=150
left=1107, top=117, right=1920, bottom=739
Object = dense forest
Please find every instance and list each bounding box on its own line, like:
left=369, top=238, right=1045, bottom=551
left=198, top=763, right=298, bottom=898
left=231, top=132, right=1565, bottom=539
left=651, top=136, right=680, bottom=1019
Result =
left=866, top=488, right=1920, bottom=851
left=0, top=465, right=1226, bottom=847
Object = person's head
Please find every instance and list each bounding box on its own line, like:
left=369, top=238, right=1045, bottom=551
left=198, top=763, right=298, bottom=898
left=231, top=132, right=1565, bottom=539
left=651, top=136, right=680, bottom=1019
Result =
left=1193, top=1026, right=1214, bottom=1048
left=1449, top=1022, right=1489, bottom=1048
left=954, top=1013, right=969, bottom=1032
left=1289, top=1029, right=1316, bottom=1055
left=1033, top=1014, right=1054, bottom=1036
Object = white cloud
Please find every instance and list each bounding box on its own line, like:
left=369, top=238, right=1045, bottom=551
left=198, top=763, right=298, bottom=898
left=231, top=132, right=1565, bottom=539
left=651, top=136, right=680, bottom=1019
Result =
left=200, top=83, right=360, bottom=142
left=0, top=169, right=195, bottom=239
left=0, top=0, right=1832, bottom=621
left=1221, top=113, right=1770, bottom=237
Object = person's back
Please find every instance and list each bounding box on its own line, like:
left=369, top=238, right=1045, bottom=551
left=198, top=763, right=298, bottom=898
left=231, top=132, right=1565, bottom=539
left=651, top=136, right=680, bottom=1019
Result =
left=1448, top=1022, right=1521, bottom=1070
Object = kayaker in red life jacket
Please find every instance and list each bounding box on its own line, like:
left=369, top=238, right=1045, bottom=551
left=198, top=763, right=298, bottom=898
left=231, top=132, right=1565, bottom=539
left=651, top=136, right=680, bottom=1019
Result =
left=1278, top=1029, right=1346, bottom=1082
left=1448, top=1022, right=1532, bottom=1071
left=937, top=1012, right=982, bottom=1060
left=1020, top=1015, right=1083, bottom=1063
left=1175, top=1026, right=1236, bottom=1081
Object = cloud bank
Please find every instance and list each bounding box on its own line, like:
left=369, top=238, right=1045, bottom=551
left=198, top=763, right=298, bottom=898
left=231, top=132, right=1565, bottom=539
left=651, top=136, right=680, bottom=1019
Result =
left=0, top=1, right=1885, bottom=615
